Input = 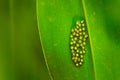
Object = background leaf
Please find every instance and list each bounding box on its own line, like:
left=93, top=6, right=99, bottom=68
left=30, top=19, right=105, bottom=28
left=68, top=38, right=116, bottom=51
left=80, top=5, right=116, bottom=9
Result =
left=0, top=0, right=50, bottom=80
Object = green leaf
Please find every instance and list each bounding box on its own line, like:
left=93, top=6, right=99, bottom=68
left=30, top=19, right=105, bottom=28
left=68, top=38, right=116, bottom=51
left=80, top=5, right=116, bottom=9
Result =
left=37, top=0, right=120, bottom=79
left=83, top=0, right=120, bottom=80
left=0, top=0, right=50, bottom=80
left=37, top=0, right=95, bottom=80
left=1, top=0, right=120, bottom=79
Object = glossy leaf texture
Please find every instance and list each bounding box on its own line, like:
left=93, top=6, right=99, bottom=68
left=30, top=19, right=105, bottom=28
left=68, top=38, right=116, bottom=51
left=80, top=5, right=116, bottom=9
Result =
left=0, top=0, right=50, bottom=80
left=37, top=0, right=95, bottom=80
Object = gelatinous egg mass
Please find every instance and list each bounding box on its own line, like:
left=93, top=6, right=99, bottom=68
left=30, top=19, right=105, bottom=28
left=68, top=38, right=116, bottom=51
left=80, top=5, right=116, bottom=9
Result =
left=70, top=20, right=88, bottom=67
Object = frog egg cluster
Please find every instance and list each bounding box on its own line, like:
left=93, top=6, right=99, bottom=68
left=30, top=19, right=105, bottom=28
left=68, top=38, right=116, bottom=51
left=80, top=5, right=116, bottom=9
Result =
left=70, top=20, right=88, bottom=67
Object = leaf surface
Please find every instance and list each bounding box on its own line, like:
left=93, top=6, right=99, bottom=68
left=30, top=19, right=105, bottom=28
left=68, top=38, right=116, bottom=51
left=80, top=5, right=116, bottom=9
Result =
left=37, top=0, right=95, bottom=80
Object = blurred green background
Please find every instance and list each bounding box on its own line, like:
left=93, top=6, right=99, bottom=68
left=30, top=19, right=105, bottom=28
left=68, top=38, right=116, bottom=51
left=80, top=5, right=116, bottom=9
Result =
left=0, top=0, right=50, bottom=80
